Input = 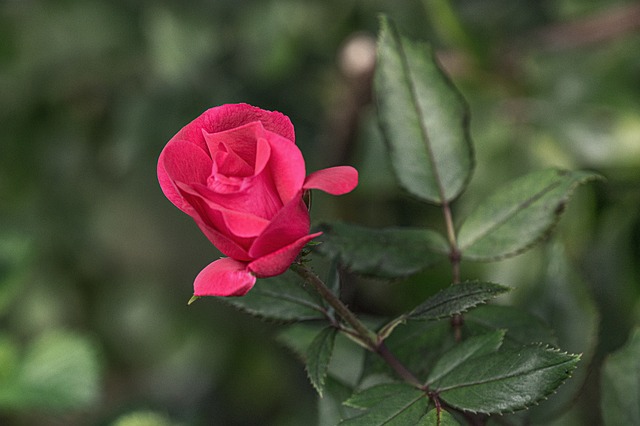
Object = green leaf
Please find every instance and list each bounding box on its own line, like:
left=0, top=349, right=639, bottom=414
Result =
left=0, top=331, right=101, bottom=410
left=341, top=382, right=429, bottom=425
left=601, top=327, right=640, bottom=426
left=315, top=222, right=448, bottom=279
left=426, top=331, right=505, bottom=384
left=375, top=15, right=473, bottom=204
left=464, top=305, right=557, bottom=348
left=306, top=326, right=338, bottom=397
left=222, top=270, right=326, bottom=322
left=431, top=345, right=580, bottom=414
left=408, top=281, right=510, bottom=320
left=458, top=169, right=602, bottom=261
left=420, top=408, right=462, bottom=425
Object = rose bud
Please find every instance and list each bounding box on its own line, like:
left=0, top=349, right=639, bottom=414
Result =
left=158, top=103, right=358, bottom=297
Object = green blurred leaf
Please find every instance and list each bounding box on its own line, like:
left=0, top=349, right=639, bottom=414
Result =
left=315, top=222, right=448, bottom=279
left=432, top=345, right=580, bottom=414
left=458, top=169, right=602, bottom=261
left=421, top=408, right=462, bottom=425
left=426, top=331, right=505, bottom=384
left=375, top=15, right=473, bottom=204
left=408, top=281, right=509, bottom=320
left=0, top=331, right=101, bottom=410
left=306, top=326, right=337, bottom=397
left=222, top=270, right=327, bottom=322
left=465, top=305, right=557, bottom=347
left=525, top=243, right=599, bottom=422
left=341, top=382, right=429, bottom=425
left=601, top=327, right=640, bottom=426
left=319, top=376, right=359, bottom=426
left=0, top=334, right=19, bottom=385
left=0, top=234, right=31, bottom=315
left=111, top=411, right=174, bottom=426
left=277, top=323, right=326, bottom=359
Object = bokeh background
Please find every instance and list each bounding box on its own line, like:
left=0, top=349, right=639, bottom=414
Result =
left=1, top=0, right=639, bottom=425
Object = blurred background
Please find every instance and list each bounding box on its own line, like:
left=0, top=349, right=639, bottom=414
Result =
left=1, top=0, right=639, bottom=425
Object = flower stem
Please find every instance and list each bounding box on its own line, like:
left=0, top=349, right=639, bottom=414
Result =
left=291, top=263, right=376, bottom=348
left=376, top=341, right=423, bottom=388
left=291, top=262, right=422, bottom=387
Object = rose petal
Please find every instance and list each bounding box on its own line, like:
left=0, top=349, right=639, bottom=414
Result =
left=174, top=104, right=295, bottom=149
left=194, top=257, right=256, bottom=297
left=248, top=232, right=322, bottom=277
left=254, top=137, right=271, bottom=176
left=248, top=194, right=310, bottom=259
left=303, top=166, right=358, bottom=195
left=193, top=218, right=253, bottom=261
left=158, top=140, right=212, bottom=214
left=176, top=183, right=259, bottom=254
left=266, top=130, right=306, bottom=203
left=203, top=122, right=264, bottom=171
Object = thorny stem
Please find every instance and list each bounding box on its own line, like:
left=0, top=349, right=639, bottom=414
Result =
left=291, top=262, right=423, bottom=388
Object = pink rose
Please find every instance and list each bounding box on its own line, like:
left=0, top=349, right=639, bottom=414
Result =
left=158, top=103, right=358, bottom=297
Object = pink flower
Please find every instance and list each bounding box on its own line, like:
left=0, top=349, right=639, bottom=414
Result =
left=158, top=103, right=358, bottom=297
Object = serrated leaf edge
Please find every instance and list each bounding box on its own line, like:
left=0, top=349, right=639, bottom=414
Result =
left=305, top=327, right=338, bottom=397
left=408, top=281, right=510, bottom=320
left=438, top=345, right=581, bottom=415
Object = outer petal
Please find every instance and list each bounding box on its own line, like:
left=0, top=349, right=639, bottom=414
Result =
left=248, top=232, right=322, bottom=277
left=170, top=104, right=295, bottom=154
left=194, top=257, right=256, bottom=297
left=192, top=218, right=253, bottom=261
left=303, top=166, right=358, bottom=195
left=248, top=194, right=310, bottom=259
left=265, top=130, right=306, bottom=203
left=158, top=140, right=212, bottom=214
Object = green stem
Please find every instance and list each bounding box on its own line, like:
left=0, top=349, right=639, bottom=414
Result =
left=291, top=262, right=422, bottom=387
left=291, top=263, right=376, bottom=349
left=377, top=342, right=423, bottom=388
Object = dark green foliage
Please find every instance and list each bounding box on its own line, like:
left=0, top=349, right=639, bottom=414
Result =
left=221, top=271, right=327, bottom=322
left=315, top=222, right=448, bottom=278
